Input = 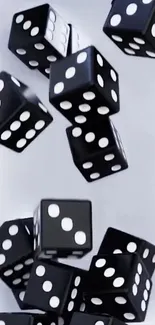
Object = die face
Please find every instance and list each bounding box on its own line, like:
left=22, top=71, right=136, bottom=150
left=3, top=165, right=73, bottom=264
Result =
left=0, top=73, right=53, bottom=152
left=88, top=253, right=138, bottom=295
left=0, top=220, right=33, bottom=274
left=0, top=314, right=33, bottom=325
left=24, top=259, right=82, bottom=315
left=69, top=312, right=111, bottom=325
left=104, top=0, right=154, bottom=34
left=8, top=4, right=49, bottom=50
left=49, top=46, right=119, bottom=124
left=66, top=118, right=128, bottom=182
left=44, top=7, right=70, bottom=57
left=34, top=199, right=92, bottom=258
left=93, top=47, right=120, bottom=114
left=98, top=228, right=155, bottom=277
left=0, top=72, right=24, bottom=125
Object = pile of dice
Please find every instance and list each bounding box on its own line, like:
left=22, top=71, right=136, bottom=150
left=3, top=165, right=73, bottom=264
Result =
left=0, top=200, right=155, bottom=324
left=0, top=2, right=129, bottom=183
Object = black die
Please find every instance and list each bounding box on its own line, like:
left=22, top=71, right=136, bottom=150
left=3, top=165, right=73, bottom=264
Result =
left=98, top=227, right=155, bottom=277
left=0, top=71, right=53, bottom=152
left=24, top=259, right=86, bottom=317
left=104, top=0, right=155, bottom=58
left=0, top=219, right=34, bottom=289
left=0, top=313, right=33, bottom=325
left=66, top=117, right=128, bottom=182
left=49, top=46, right=120, bottom=124
left=33, top=199, right=92, bottom=258
left=69, top=312, right=127, bottom=325
left=84, top=254, right=152, bottom=322
left=8, top=4, right=70, bottom=77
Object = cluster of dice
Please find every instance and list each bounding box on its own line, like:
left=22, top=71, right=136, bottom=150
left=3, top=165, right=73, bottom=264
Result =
left=0, top=2, right=130, bottom=182
left=0, top=201, right=155, bottom=325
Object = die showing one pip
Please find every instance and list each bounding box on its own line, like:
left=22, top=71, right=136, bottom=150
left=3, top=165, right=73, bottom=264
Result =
left=66, top=117, right=128, bottom=182
left=103, top=0, right=155, bottom=58
left=49, top=46, right=120, bottom=124
left=8, top=4, right=70, bottom=77
left=98, top=227, right=155, bottom=277
left=84, top=253, right=152, bottom=322
left=0, top=71, right=53, bottom=152
left=24, top=259, right=86, bottom=317
left=69, top=312, right=127, bottom=325
left=0, top=219, right=34, bottom=289
left=33, top=199, right=92, bottom=259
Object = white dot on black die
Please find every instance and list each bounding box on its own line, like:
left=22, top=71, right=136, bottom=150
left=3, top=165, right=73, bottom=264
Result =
left=126, top=3, right=137, bottom=15
left=110, top=14, right=122, bottom=26
left=79, top=104, right=91, bottom=112
left=111, top=35, right=123, bottom=42
left=26, top=129, right=36, bottom=140
left=83, top=92, right=95, bottom=100
left=16, top=49, right=26, bottom=55
left=115, top=297, right=127, bottom=304
left=9, top=225, right=18, bottom=236
left=47, top=55, right=57, bottom=62
left=110, top=69, right=117, bottom=82
left=143, top=289, right=148, bottom=301
left=143, top=248, right=149, bottom=259
left=4, top=269, right=13, bottom=276
left=0, top=80, right=4, bottom=91
left=16, top=138, right=27, bottom=148
left=54, top=82, right=64, bottom=94
left=10, top=120, right=21, bottom=131
left=97, top=75, right=104, bottom=87
left=14, top=264, right=23, bottom=271
left=0, top=254, right=5, bottom=265
left=98, top=137, right=109, bottom=148
left=1, top=130, right=11, bottom=141
left=133, top=37, right=145, bottom=44
left=48, top=204, right=60, bottom=218
left=91, top=298, right=103, bottom=305
left=61, top=217, right=73, bottom=231
left=75, top=116, right=86, bottom=124
left=74, top=231, right=86, bottom=245
left=16, top=14, right=24, bottom=24
left=77, top=52, right=87, bottom=64
left=90, top=173, right=100, bottom=180
left=71, top=288, right=78, bottom=299
left=95, top=321, right=104, bottom=325
left=31, top=27, right=39, bottom=36
left=95, top=258, right=106, bottom=268
left=65, top=67, right=76, bottom=79
left=141, top=300, right=146, bottom=312
left=104, top=154, right=115, bottom=161
left=42, top=280, right=53, bottom=292
left=34, top=43, right=45, bottom=50
left=97, top=107, right=109, bottom=115
left=23, top=20, right=31, bottom=30
left=111, top=90, right=118, bottom=102
left=124, top=313, right=135, bottom=320
left=113, top=277, right=125, bottom=288
left=36, top=265, right=46, bottom=277
left=146, top=50, right=155, bottom=57
left=49, top=296, right=60, bottom=308
left=127, top=241, right=137, bottom=253
left=124, top=48, right=136, bottom=55
left=97, top=54, right=103, bottom=67
left=35, top=120, right=45, bottom=130
left=132, top=284, right=138, bottom=296
left=129, top=43, right=140, bottom=50
left=19, top=291, right=25, bottom=301
left=74, top=276, right=81, bottom=287
left=29, top=60, right=39, bottom=67
left=137, top=263, right=142, bottom=274
left=104, top=267, right=115, bottom=278
left=85, top=132, right=95, bottom=143
left=2, top=239, right=12, bottom=250
left=146, top=279, right=151, bottom=290
left=20, top=111, right=30, bottom=122
left=83, top=162, right=93, bottom=169
left=13, top=278, right=21, bottom=285
left=60, top=101, right=72, bottom=110
left=72, top=127, right=82, bottom=137
left=68, top=301, right=74, bottom=311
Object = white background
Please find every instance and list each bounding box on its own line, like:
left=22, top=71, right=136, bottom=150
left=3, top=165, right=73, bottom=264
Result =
left=0, top=0, right=155, bottom=324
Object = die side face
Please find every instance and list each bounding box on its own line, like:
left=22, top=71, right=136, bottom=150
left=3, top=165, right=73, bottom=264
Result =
left=68, top=25, right=92, bottom=54
left=66, top=119, right=128, bottom=182
left=98, top=228, right=155, bottom=277
left=0, top=314, right=33, bottom=325
left=12, top=285, right=33, bottom=310
left=0, top=72, right=24, bottom=125
left=45, top=8, right=70, bottom=57
left=9, top=4, right=49, bottom=50
left=104, top=0, right=154, bottom=33
left=0, top=220, right=34, bottom=289
left=34, top=200, right=92, bottom=258
left=49, top=46, right=119, bottom=125
left=93, top=47, right=120, bottom=114
left=69, top=312, right=111, bottom=325
left=104, top=0, right=155, bottom=57
left=24, top=260, right=76, bottom=314
left=0, top=72, right=53, bottom=152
